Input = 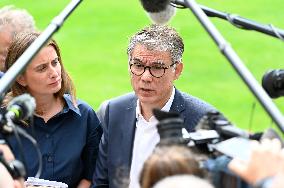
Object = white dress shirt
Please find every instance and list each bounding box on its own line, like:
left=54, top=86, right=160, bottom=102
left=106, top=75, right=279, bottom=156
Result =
left=129, top=88, right=175, bottom=188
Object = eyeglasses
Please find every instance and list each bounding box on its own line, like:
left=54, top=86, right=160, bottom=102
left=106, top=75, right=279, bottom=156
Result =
left=129, top=59, right=177, bottom=78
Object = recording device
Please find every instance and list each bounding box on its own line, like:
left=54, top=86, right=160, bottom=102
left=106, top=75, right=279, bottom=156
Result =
left=1, top=94, right=42, bottom=179
left=262, top=69, right=284, bottom=98
left=6, top=94, right=36, bottom=122
left=195, top=110, right=250, bottom=140
left=154, top=107, right=253, bottom=145
left=154, top=109, right=187, bottom=145
left=153, top=109, right=282, bottom=161
left=139, top=0, right=176, bottom=24
left=1, top=94, right=36, bottom=134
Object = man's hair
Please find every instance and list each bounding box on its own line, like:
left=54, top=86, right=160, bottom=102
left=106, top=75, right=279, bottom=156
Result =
left=139, top=145, right=206, bottom=188
left=127, top=24, right=184, bottom=63
left=153, top=175, right=214, bottom=188
left=0, top=5, right=36, bottom=35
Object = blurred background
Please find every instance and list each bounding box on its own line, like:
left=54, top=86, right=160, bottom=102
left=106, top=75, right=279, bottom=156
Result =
left=0, top=0, right=283, bottom=132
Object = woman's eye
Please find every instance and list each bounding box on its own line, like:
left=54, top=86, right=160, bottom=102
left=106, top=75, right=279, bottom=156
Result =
left=36, top=65, right=46, bottom=72
left=52, top=59, right=59, bottom=66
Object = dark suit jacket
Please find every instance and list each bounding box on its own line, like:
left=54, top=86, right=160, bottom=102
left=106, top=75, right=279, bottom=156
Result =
left=92, top=89, right=215, bottom=188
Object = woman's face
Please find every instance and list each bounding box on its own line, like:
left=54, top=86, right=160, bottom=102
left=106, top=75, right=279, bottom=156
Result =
left=17, top=45, right=62, bottom=97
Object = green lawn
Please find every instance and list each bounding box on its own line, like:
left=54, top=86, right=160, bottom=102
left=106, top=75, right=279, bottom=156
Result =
left=1, top=0, right=283, bottom=132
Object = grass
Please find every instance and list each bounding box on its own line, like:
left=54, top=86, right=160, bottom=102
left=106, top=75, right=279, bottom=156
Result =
left=0, top=0, right=283, bottom=132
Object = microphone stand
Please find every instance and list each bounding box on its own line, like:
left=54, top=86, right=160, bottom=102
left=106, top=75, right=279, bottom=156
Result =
left=180, top=0, right=284, bottom=133
left=0, top=0, right=83, bottom=102
left=172, top=0, right=284, bottom=40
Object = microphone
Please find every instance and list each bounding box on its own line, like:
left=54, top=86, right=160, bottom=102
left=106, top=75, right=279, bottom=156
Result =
left=262, top=69, right=284, bottom=98
left=139, top=0, right=176, bottom=24
left=6, top=94, right=36, bottom=122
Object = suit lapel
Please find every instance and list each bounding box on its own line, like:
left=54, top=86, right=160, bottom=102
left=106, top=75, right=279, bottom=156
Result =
left=119, top=90, right=185, bottom=170
left=120, top=96, right=137, bottom=170
left=170, top=89, right=186, bottom=115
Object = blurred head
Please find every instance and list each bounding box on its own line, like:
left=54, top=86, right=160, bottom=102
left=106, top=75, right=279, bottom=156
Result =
left=0, top=5, right=35, bottom=72
left=140, top=145, right=206, bottom=188
left=153, top=175, right=214, bottom=188
left=127, top=24, right=184, bottom=109
left=5, top=32, right=76, bottom=105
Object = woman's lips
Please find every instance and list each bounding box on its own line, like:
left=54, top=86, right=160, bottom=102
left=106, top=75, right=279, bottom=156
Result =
left=49, top=79, right=61, bottom=86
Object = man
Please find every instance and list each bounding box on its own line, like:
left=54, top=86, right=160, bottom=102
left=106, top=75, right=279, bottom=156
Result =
left=93, top=24, right=215, bottom=188
left=0, top=5, right=36, bottom=73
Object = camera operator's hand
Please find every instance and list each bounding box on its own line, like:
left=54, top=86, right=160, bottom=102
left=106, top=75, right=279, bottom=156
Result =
left=0, top=162, right=24, bottom=188
left=228, top=139, right=284, bottom=186
left=0, top=144, right=15, bottom=161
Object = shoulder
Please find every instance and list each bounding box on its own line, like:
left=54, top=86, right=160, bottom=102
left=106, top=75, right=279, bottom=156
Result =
left=173, top=89, right=216, bottom=130
left=109, top=92, right=136, bottom=105
left=176, top=89, right=214, bottom=110
left=63, top=94, right=93, bottom=110
left=96, top=92, right=136, bottom=122
left=63, top=94, right=97, bottom=120
left=99, top=92, right=136, bottom=109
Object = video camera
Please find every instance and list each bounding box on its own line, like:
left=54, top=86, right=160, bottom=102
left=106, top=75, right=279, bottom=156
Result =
left=153, top=108, right=283, bottom=187
left=153, top=108, right=280, bottom=160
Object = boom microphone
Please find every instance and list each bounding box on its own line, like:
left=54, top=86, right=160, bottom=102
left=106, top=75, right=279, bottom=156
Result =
left=262, top=69, right=284, bottom=98
left=6, top=94, right=36, bottom=122
left=139, top=0, right=176, bottom=24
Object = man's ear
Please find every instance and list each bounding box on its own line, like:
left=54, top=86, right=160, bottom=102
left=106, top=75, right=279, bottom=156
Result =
left=174, top=62, right=183, bottom=80
left=16, top=75, right=27, bottom=87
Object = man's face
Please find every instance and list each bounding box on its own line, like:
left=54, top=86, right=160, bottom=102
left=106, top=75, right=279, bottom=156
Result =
left=0, top=28, right=13, bottom=71
left=129, top=44, right=183, bottom=108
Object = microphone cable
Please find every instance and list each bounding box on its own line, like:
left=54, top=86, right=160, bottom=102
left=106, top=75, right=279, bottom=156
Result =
left=14, top=125, right=42, bottom=178
left=6, top=118, right=42, bottom=178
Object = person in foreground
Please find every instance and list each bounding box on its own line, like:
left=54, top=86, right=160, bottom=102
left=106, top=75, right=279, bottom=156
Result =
left=153, top=175, right=214, bottom=188
left=0, top=5, right=36, bottom=73
left=139, top=145, right=208, bottom=188
left=93, top=24, right=215, bottom=188
left=229, top=139, right=284, bottom=188
left=2, top=32, right=102, bottom=188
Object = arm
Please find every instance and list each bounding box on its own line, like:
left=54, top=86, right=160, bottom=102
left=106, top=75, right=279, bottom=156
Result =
left=81, top=105, right=103, bottom=186
left=229, top=139, right=284, bottom=186
left=0, top=141, right=15, bottom=161
left=77, top=179, right=91, bottom=188
left=0, top=163, right=15, bottom=188
left=92, top=101, right=110, bottom=187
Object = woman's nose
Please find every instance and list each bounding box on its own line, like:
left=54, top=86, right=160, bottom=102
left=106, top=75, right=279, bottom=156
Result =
left=49, top=66, right=58, bottom=78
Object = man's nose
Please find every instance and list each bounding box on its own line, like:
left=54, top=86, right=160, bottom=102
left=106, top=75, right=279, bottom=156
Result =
left=141, top=67, right=153, bottom=81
